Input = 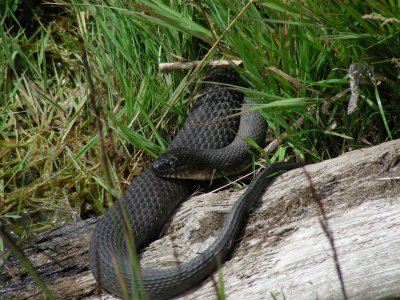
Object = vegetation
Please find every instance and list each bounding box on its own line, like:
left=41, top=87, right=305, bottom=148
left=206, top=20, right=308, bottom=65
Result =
left=1, top=0, right=399, bottom=247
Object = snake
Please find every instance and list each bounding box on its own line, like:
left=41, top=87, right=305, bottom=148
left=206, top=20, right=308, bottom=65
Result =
left=89, top=68, right=300, bottom=299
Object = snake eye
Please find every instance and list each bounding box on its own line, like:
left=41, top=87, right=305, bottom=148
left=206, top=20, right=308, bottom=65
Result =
left=169, top=160, right=175, bottom=167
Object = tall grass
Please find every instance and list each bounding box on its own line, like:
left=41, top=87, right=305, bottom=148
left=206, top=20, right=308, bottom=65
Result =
left=0, top=0, right=398, bottom=252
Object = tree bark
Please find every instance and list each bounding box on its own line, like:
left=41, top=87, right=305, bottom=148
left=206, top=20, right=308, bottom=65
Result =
left=1, top=139, right=399, bottom=300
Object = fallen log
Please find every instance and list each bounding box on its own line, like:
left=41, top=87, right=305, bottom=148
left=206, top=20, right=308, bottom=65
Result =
left=1, top=139, right=399, bottom=299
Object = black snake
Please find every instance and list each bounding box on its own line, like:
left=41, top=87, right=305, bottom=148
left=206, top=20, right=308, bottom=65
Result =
left=89, top=68, right=300, bottom=299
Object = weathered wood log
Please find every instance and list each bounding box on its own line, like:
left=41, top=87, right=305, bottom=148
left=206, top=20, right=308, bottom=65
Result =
left=1, top=139, right=399, bottom=299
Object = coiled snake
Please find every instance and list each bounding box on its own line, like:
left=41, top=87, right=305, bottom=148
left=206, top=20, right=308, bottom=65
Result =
left=89, top=68, right=300, bottom=299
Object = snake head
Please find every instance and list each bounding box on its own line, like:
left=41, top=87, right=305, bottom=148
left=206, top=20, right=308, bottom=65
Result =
left=152, top=149, right=213, bottom=179
left=152, top=149, right=193, bottom=178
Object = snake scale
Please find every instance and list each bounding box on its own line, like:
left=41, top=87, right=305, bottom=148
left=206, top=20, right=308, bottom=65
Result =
left=89, top=68, right=300, bottom=299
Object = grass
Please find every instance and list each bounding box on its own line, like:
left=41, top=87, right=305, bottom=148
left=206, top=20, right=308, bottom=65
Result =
left=0, top=0, right=399, bottom=297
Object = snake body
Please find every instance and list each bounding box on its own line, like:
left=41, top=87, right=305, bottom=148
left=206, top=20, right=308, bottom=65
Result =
left=152, top=99, right=266, bottom=180
left=89, top=69, right=297, bottom=299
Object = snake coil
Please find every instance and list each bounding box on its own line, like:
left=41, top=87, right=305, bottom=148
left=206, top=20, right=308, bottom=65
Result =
left=89, top=68, right=299, bottom=299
